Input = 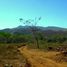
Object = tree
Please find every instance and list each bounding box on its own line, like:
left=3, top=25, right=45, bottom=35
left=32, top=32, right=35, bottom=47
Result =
left=19, top=17, right=41, bottom=48
left=0, top=32, right=11, bottom=43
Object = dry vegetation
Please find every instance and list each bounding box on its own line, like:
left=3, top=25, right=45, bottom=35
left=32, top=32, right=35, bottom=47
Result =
left=19, top=46, right=67, bottom=67
left=0, top=43, right=67, bottom=67
left=0, top=43, right=26, bottom=67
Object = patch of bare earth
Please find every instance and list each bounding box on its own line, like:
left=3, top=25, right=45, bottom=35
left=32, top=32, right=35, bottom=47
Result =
left=19, top=46, right=67, bottom=67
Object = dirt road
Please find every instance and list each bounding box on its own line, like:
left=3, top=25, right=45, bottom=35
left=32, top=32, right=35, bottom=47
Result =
left=19, top=46, right=67, bottom=67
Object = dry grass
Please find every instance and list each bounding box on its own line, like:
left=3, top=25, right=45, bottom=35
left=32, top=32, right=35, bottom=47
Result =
left=0, top=43, right=26, bottom=67
left=19, top=46, right=67, bottom=67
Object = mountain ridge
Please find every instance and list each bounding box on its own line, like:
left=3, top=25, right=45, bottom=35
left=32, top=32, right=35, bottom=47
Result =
left=1, top=26, right=67, bottom=30
left=0, top=26, right=67, bottom=35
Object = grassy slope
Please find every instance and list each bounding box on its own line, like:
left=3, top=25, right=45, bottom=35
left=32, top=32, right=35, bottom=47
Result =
left=0, top=43, right=26, bottom=67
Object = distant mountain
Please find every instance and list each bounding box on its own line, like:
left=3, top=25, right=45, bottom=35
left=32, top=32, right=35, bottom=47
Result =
left=0, top=26, right=67, bottom=35
left=43, top=26, right=67, bottom=31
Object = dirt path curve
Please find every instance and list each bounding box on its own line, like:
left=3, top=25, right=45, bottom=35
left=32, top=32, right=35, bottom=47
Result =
left=18, top=46, right=67, bottom=67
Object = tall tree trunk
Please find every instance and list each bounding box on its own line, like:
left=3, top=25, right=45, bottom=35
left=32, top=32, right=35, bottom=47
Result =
left=31, top=29, right=39, bottom=49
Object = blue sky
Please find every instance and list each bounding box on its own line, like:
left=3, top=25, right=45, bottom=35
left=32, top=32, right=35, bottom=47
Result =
left=0, top=0, right=67, bottom=29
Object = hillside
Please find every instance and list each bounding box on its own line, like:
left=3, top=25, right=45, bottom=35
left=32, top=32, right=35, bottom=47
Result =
left=0, top=26, right=67, bottom=35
